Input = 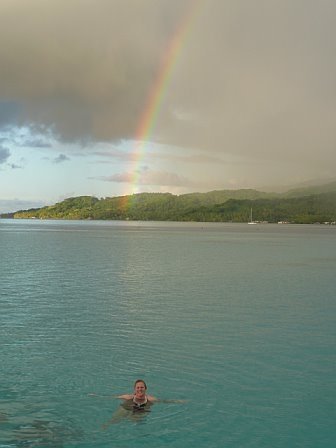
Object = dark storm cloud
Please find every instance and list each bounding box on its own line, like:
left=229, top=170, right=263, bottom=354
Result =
left=1, top=0, right=336, bottom=187
left=0, top=0, right=192, bottom=142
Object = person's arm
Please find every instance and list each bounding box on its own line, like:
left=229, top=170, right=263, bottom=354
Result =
left=117, top=394, right=133, bottom=400
left=88, top=393, right=131, bottom=399
left=155, top=398, right=187, bottom=403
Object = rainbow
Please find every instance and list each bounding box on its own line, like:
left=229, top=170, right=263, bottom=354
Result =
left=124, top=0, right=203, bottom=201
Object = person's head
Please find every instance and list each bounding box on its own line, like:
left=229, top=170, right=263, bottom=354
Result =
left=133, top=379, right=147, bottom=398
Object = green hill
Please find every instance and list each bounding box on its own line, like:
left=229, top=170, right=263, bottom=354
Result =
left=183, top=192, right=336, bottom=224
left=6, top=184, right=336, bottom=224
left=10, top=189, right=274, bottom=221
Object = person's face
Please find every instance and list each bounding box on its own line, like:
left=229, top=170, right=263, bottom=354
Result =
left=134, top=382, right=146, bottom=398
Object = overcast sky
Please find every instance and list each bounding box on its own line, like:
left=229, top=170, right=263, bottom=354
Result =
left=1, top=0, right=336, bottom=213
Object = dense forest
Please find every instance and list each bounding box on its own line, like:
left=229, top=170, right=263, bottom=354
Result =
left=3, top=181, right=336, bottom=224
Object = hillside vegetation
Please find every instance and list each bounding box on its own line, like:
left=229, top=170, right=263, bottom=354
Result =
left=5, top=181, right=336, bottom=224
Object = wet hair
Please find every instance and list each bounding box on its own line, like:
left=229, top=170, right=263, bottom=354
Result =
left=134, top=379, right=147, bottom=390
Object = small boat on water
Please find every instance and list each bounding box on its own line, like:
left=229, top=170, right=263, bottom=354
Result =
left=248, top=207, right=257, bottom=224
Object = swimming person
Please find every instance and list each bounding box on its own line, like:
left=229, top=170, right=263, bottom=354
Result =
left=118, top=379, right=157, bottom=411
left=99, top=379, right=186, bottom=428
left=101, top=379, right=156, bottom=427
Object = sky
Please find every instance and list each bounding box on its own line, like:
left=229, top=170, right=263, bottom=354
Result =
left=1, top=0, right=336, bottom=213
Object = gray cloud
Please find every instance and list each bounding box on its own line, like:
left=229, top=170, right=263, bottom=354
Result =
left=53, top=153, right=70, bottom=164
left=20, top=138, right=52, bottom=148
left=1, top=0, right=336, bottom=188
left=0, top=147, right=10, bottom=164
left=93, top=148, right=133, bottom=163
left=93, top=167, right=196, bottom=188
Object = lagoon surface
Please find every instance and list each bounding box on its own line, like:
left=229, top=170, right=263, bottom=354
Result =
left=1, top=219, right=335, bottom=447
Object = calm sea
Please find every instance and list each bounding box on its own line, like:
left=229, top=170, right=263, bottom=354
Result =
left=1, top=219, right=335, bottom=448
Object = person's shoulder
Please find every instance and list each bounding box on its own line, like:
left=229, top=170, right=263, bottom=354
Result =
left=147, top=395, right=158, bottom=402
left=117, top=394, right=133, bottom=400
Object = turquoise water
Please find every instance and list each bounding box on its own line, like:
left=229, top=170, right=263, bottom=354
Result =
left=1, top=219, right=335, bottom=447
